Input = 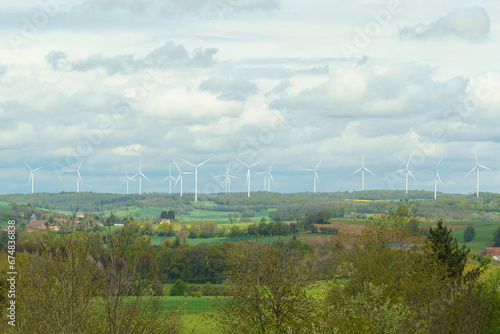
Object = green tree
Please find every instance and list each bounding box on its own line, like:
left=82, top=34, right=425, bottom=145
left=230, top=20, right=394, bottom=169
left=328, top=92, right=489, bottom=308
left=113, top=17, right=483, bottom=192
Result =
left=170, top=279, right=187, bottom=296
left=492, top=226, right=500, bottom=247
left=463, top=225, right=476, bottom=242
left=427, top=219, right=475, bottom=281
left=215, top=240, right=320, bottom=333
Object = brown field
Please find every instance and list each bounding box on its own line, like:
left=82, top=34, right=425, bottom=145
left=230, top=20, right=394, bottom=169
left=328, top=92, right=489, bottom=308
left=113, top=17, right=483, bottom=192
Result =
left=299, top=221, right=471, bottom=248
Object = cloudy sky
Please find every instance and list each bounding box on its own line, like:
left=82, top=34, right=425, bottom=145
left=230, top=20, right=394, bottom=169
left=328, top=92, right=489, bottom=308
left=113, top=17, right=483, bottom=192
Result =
left=1, top=0, right=499, bottom=196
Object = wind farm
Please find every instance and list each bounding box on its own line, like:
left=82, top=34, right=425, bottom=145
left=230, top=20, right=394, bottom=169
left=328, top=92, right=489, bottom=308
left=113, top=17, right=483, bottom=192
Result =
left=10, top=152, right=499, bottom=197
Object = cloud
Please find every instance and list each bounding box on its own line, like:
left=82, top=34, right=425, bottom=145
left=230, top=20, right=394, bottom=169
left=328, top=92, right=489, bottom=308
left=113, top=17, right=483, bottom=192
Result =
left=199, top=77, right=258, bottom=101
left=48, top=42, right=218, bottom=75
left=45, top=51, right=67, bottom=70
left=0, top=65, right=6, bottom=78
left=77, top=0, right=282, bottom=18
left=111, top=144, right=146, bottom=156
left=399, top=7, right=490, bottom=43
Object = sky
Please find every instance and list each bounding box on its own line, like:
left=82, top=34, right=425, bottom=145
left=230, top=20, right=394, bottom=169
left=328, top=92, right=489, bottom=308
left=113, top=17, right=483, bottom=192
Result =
left=1, top=0, right=500, bottom=196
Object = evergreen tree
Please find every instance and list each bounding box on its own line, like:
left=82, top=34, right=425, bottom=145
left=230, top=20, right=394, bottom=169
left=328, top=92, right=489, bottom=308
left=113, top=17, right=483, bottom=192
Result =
left=427, top=219, right=470, bottom=280
left=492, top=227, right=500, bottom=247
left=463, top=226, right=476, bottom=242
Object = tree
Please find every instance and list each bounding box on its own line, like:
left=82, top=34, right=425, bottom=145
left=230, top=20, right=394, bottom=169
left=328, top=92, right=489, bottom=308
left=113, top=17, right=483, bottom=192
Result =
left=463, top=226, right=476, bottom=242
left=427, top=219, right=474, bottom=281
left=169, top=279, right=187, bottom=296
left=492, top=226, right=500, bottom=247
left=215, top=240, right=320, bottom=333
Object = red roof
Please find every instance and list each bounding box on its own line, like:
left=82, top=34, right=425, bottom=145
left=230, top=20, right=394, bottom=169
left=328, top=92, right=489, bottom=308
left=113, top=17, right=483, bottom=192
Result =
left=26, top=220, right=47, bottom=231
left=485, top=247, right=500, bottom=256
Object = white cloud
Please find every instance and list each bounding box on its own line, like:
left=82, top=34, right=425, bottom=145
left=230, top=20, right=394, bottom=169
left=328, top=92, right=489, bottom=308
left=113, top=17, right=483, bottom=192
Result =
left=399, top=7, right=490, bottom=43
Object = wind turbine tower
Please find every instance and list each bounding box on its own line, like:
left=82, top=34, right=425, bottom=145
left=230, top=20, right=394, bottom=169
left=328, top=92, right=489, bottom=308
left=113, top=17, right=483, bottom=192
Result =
left=235, top=158, right=261, bottom=197
left=393, top=156, right=416, bottom=195
left=216, top=164, right=238, bottom=194
left=161, top=165, right=177, bottom=194
left=24, top=162, right=42, bottom=194
left=466, top=153, right=492, bottom=197
left=66, top=159, right=84, bottom=193
left=121, top=168, right=136, bottom=194
left=135, top=159, right=150, bottom=195
left=173, top=161, right=193, bottom=197
left=264, top=163, right=275, bottom=192
left=351, top=154, right=374, bottom=191
left=183, top=158, right=211, bottom=202
left=303, top=161, right=321, bottom=193
left=432, top=157, right=443, bottom=200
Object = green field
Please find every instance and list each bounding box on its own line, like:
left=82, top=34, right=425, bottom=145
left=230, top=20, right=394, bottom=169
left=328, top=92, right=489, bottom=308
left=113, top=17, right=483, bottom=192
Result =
left=0, top=201, right=9, bottom=211
left=160, top=296, right=220, bottom=334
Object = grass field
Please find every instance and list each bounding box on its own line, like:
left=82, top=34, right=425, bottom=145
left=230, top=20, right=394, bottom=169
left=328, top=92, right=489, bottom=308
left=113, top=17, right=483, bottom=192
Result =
left=160, top=296, right=220, bottom=334
left=0, top=201, right=9, bottom=211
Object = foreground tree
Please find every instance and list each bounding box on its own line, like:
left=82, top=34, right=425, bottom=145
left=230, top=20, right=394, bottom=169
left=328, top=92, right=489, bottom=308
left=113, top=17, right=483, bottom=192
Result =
left=215, top=240, right=321, bottom=333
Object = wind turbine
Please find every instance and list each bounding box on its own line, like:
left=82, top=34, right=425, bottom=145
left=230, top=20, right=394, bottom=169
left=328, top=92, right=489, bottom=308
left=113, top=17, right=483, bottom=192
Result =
left=235, top=158, right=262, bottom=197
left=182, top=158, right=211, bottom=202
left=216, top=164, right=238, bottom=194
left=261, top=162, right=275, bottom=192
left=134, top=159, right=150, bottom=195
left=431, top=157, right=443, bottom=200
left=173, top=161, right=193, bottom=197
left=121, top=168, right=136, bottom=195
left=161, top=165, right=177, bottom=194
left=303, top=161, right=321, bottom=193
left=393, top=156, right=416, bottom=195
left=66, top=158, right=84, bottom=193
left=465, top=153, right=492, bottom=198
left=351, top=154, right=374, bottom=191
left=24, top=162, right=42, bottom=194
left=257, top=172, right=267, bottom=191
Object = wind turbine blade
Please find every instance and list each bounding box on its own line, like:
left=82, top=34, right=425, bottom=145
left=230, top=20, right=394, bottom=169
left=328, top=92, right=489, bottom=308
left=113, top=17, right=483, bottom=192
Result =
left=314, top=171, right=320, bottom=183
left=28, top=174, right=33, bottom=185
left=121, top=178, right=127, bottom=185
left=303, top=169, right=314, bottom=172
left=268, top=162, right=275, bottom=173
left=33, top=167, right=42, bottom=172
left=174, top=161, right=182, bottom=173
left=436, top=171, right=442, bottom=184
left=78, top=158, right=85, bottom=170
left=248, top=160, right=262, bottom=168
left=269, top=174, right=275, bottom=184
left=478, top=164, right=493, bottom=171
left=24, top=162, right=32, bottom=171
left=315, top=160, right=322, bottom=170
left=141, top=173, right=151, bottom=182
left=351, top=167, right=362, bottom=176
left=465, top=166, right=477, bottom=177
left=475, top=152, right=478, bottom=165
left=77, top=171, right=83, bottom=183
left=174, top=175, right=181, bottom=187
left=364, top=167, right=375, bottom=175
left=407, top=169, right=416, bottom=181
left=406, top=156, right=411, bottom=169
left=182, top=159, right=196, bottom=168
left=197, top=158, right=211, bottom=167
left=393, top=169, right=405, bottom=174
left=234, top=157, right=249, bottom=168
left=436, top=156, right=443, bottom=168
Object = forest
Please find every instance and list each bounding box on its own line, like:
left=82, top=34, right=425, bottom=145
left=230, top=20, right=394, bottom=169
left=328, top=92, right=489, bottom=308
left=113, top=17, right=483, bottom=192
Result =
left=2, top=193, right=500, bottom=333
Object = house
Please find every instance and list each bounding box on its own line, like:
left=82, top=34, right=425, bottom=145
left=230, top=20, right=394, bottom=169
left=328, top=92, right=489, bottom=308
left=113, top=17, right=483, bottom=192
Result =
left=26, top=220, right=48, bottom=232
left=158, top=219, right=171, bottom=224
left=484, top=247, right=500, bottom=256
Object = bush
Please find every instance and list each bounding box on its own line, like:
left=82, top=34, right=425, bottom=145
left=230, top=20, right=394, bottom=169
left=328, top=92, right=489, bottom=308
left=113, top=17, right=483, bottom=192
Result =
left=170, top=279, right=187, bottom=296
